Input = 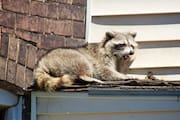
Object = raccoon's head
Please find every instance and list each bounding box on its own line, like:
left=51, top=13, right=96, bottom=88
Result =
left=100, top=31, right=138, bottom=60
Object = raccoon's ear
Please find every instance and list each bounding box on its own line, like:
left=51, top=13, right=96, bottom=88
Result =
left=129, top=32, right=137, bottom=38
left=100, top=32, right=115, bottom=48
left=106, top=32, right=115, bottom=40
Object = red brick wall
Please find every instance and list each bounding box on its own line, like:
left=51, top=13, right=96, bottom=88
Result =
left=0, top=0, right=86, bottom=89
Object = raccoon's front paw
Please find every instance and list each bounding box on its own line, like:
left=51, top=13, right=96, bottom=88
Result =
left=118, top=74, right=130, bottom=80
left=126, top=75, right=138, bottom=80
left=94, top=79, right=105, bottom=84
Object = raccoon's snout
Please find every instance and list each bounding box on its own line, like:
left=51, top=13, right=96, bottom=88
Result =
left=129, top=50, right=134, bottom=55
left=122, top=50, right=134, bottom=60
left=123, top=49, right=134, bottom=56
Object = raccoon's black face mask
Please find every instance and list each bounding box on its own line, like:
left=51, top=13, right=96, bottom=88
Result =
left=103, top=31, right=137, bottom=60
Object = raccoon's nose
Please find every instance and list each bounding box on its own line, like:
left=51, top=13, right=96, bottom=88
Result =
left=129, top=51, right=134, bottom=55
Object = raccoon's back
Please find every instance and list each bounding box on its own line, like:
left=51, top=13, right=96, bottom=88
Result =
left=36, top=48, right=93, bottom=77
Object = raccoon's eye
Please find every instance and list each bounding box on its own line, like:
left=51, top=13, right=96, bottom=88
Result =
left=131, top=45, right=135, bottom=49
left=114, top=44, right=126, bottom=49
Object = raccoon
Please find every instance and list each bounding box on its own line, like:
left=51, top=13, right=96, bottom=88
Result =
left=33, top=31, right=138, bottom=91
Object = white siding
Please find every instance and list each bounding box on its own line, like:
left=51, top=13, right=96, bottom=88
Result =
left=90, top=15, right=180, bottom=42
left=91, top=0, right=180, bottom=16
left=87, top=0, right=180, bottom=81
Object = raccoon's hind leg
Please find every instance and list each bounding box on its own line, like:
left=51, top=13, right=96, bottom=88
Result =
left=34, top=69, right=61, bottom=91
left=34, top=68, right=74, bottom=91
left=60, top=74, right=75, bottom=87
left=79, top=75, right=104, bottom=84
left=45, top=74, right=75, bottom=91
left=37, top=74, right=74, bottom=91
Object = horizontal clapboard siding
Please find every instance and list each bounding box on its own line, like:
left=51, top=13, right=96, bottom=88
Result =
left=31, top=92, right=180, bottom=120
left=87, top=0, right=180, bottom=81
left=91, top=0, right=180, bottom=16
left=131, top=47, right=180, bottom=68
left=90, top=14, right=180, bottom=42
